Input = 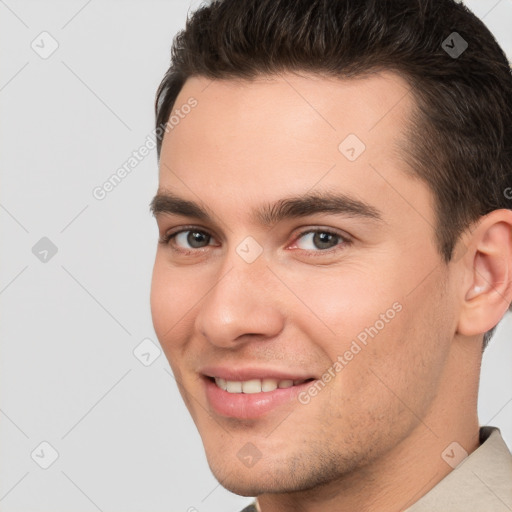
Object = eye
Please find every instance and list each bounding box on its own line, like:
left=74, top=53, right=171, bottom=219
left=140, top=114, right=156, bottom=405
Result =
left=160, top=229, right=216, bottom=250
left=293, top=229, right=348, bottom=251
left=176, top=230, right=211, bottom=249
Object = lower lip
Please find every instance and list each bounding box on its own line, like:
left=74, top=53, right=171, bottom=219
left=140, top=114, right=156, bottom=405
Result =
left=203, top=377, right=315, bottom=419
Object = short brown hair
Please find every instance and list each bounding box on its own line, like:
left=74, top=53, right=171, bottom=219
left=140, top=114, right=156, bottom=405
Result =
left=155, top=0, right=512, bottom=346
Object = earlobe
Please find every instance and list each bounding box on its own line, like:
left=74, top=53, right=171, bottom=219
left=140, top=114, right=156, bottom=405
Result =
left=457, top=213, right=512, bottom=337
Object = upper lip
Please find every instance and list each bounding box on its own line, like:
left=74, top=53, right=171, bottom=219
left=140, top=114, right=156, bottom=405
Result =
left=200, top=366, right=316, bottom=382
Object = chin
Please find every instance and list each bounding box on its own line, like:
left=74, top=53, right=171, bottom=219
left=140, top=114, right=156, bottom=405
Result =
left=204, top=452, right=285, bottom=495
left=208, top=465, right=289, bottom=496
left=204, top=446, right=357, bottom=497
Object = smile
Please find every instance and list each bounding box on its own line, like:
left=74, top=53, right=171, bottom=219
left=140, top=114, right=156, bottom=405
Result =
left=203, top=374, right=317, bottom=419
left=213, top=377, right=312, bottom=393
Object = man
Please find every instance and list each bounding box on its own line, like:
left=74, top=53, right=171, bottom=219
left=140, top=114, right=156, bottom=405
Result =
left=149, top=0, right=512, bottom=510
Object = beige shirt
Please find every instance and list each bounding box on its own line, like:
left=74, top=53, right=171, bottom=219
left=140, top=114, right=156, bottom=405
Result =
left=243, top=427, right=512, bottom=512
left=406, top=426, right=512, bottom=512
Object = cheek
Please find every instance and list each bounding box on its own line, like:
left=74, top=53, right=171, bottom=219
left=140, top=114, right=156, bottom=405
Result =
left=149, top=256, right=202, bottom=352
left=286, top=257, right=450, bottom=399
left=150, top=259, right=173, bottom=341
left=282, top=263, right=404, bottom=355
left=332, top=272, right=451, bottom=424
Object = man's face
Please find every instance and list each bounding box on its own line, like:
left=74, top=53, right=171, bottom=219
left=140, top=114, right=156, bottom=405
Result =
left=150, top=72, right=458, bottom=495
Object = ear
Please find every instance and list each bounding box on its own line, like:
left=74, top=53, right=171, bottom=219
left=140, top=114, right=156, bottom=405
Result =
left=457, top=209, right=512, bottom=337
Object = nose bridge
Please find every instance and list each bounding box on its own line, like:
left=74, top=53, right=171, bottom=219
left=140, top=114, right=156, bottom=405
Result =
left=195, top=248, right=284, bottom=346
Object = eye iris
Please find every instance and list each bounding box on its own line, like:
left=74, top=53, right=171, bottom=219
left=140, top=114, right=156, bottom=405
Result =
left=313, top=232, right=338, bottom=249
left=188, top=231, right=209, bottom=248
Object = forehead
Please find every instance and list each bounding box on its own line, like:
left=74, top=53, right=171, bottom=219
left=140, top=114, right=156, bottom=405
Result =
left=158, top=71, right=433, bottom=230
left=165, top=70, right=413, bottom=146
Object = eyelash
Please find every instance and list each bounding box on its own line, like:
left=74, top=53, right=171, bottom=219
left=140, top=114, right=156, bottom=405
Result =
left=158, top=226, right=352, bottom=256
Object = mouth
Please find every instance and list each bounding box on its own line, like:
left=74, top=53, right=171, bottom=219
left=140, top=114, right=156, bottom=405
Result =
left=201, top=373, right=317, bottom=419
left=209, top=376, right=315, bottom=393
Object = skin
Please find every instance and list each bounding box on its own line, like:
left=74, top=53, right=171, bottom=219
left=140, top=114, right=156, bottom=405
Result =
left=150, top=71, right=512, bottom=512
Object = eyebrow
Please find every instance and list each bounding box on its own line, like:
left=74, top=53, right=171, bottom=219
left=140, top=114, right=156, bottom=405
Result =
left=150, top=190, right=383, bottom=226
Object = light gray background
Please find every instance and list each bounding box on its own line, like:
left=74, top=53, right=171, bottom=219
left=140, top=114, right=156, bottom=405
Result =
left=1, top=1, right=511, bottom=511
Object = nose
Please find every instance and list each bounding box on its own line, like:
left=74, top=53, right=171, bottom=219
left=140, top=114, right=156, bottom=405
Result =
left=194, top=258, right=285, bottom=348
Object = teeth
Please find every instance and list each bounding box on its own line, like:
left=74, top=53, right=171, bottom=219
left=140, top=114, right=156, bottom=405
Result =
left=261, top=378, right=279, bottom=392
left=214, top=377, right=306, bottom=393
left=226, top=380, right=242, bottom=393
left=242, top=379, right=262, bottom=394
left=215, top=378, right=227, bottom=391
